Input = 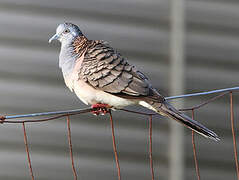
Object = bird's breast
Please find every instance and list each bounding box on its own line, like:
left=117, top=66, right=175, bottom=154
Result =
left=64, top=72, right=136, bottom=107
left=62, top=51, right=136, bottom=107
left=73, top=80, right=137, bottom=107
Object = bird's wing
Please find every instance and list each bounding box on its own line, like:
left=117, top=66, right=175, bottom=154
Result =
left=78, top=40, right=164, bottom=101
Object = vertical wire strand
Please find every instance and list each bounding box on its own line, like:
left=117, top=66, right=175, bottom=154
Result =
left=148, top=115, right=155, bottom=180
left=109, top=111, right=121, bottom=180
left=22, top=122, right=35, bottom=180
left=230, top=92, right=239, bottom=180
left=66, top=115, right=78, bottom=180
left=191, top=110, right=200, bottom=180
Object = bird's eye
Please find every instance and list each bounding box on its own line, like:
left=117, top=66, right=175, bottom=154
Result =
left=63, top=29, right=70, bottom=34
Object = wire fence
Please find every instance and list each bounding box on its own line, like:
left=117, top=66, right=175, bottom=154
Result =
left=1, top=86, right=239, bottom=180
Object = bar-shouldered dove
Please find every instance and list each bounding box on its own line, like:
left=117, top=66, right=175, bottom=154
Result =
left=49, top=22, right=219, bottom=141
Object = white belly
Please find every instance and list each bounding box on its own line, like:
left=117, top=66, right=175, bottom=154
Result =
left=64, top=74, right=137, bottom=108
left=74, top=80, right=137, bottom=108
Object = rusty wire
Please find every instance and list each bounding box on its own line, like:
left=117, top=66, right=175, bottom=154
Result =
left=179, top=91, right=229, bottom=111
left=230, top=92, right=239, bottom=180
left=22, top=122, right=35, bottom=180
left=109, top=110, right=121, bottom=180
left=178, top=90, right=238, bottom=180
left=191, top=110, right=200, bottom=180
left=2, top=86, right=239, bottom=121
left=66, top=115, right=78, bottom=180
left=148, top=115, right=155, bottom=180
left=1, top=87, right=239, bottom=179
left=119, top=109, right=156, bottom=180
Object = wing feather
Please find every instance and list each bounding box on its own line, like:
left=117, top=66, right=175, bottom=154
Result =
left=78, top=40, right=158, bottom=99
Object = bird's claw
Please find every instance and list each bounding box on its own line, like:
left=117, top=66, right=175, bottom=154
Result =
left=0, top=116, right=6, bottom=124
left=91, top=104, right=111, bottom=116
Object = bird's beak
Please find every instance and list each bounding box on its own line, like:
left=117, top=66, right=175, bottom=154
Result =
left=49, top=34, right=60, bottom=43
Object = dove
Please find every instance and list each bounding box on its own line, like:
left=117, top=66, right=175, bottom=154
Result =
left=49, top=22, right=219, bottom=141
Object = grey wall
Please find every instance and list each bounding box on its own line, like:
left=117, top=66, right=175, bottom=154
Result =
left=0, top=0, right=239, bottom=179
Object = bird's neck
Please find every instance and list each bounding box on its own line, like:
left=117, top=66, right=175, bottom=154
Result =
left=59, top=36, right=89, bottom=76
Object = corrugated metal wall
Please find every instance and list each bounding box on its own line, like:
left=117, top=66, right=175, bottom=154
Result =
left=0, top=0, right=239, bottom=179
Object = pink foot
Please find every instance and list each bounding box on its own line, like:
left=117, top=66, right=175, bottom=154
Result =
left=91, top=103, right=111, bottom=115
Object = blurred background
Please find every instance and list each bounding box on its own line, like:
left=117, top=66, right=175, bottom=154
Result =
left=0, top=0, right=238, bottom=179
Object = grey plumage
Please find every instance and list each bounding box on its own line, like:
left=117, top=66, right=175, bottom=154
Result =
left=49, top=22, right=220, bottom=141
left=79, top=39, right=150, bottom=96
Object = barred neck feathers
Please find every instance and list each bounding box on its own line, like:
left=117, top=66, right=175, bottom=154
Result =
left=73, top=36, right=90, bottom=57
left=59, top=36, right=89, bottom=76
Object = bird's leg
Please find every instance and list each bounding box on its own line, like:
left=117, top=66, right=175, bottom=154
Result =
left=91, top=103, right=111, bottom=115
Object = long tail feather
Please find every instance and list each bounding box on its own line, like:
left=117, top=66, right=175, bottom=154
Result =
left=146, top=100, right=220, bottom=141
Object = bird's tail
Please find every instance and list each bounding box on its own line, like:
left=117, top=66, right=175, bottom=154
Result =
left=146, top=100, right=220, bottom=141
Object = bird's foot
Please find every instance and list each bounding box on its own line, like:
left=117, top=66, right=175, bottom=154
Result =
left=91, top=103, right=111, bottom=115
left=0, top=116, right=5, bottom=124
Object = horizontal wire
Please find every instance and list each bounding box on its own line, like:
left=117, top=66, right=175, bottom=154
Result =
left=2, top=86, right=239, bottom=120
left=166, top=86, right=239, bottom=100
left=4, top=108, right=92, bottom=120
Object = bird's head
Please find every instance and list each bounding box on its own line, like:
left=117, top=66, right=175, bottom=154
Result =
left=49, top=22, right=83, bottom=44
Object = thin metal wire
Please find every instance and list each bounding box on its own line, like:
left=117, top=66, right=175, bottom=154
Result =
left=121, top=109, right=156, bottom=116
left=166, top=86, right=239, bottom=100
left=5, top=108, right=93, bottom=120
left=122, top=109, right=156, bottom=179
left=66, top=115, right=78, bottom=180
left=191, top=110, right=200, bottom=180
left=3, top=114, right=70, bottom=123
left=148, top=115, right=155, bottom=180
left=109, top=111, right=121, bottom=180
left=2, top=110, right=94, bottom=124
left=179, top=92, right=229, bottom=111
left=22, top=122, right=35, bottom=180
left=230, top=92, right=239, bottom=180
left=1, top=86, right=239, bottom=180
left=2, top=86, right=239, bottom=120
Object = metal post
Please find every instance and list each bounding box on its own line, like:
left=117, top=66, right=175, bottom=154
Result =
left=169, top=0, right=185, bottom=179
